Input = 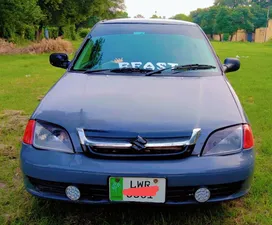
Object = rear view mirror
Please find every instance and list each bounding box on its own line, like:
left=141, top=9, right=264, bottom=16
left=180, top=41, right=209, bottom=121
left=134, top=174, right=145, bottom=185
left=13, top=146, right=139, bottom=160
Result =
left=49, top=53, right=70, bottom=69
left=223, top=58, right=240, bottom=73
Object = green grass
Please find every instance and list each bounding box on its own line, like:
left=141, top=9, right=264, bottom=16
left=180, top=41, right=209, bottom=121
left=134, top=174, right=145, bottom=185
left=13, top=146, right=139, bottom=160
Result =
left=0, top=41, right=272, bottom=225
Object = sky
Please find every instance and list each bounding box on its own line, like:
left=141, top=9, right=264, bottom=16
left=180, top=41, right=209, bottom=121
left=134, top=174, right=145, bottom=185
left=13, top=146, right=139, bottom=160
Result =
left=125, top=0, right=215, bottom=18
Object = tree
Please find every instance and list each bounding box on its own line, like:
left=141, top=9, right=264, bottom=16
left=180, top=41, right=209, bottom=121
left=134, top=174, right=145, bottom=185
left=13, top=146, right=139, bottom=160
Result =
left=0, top=0, right=128, bottom=40
left=37, top=0, right=63, bottom=28
left=170, top=13, right=192, bottom=21
left=134, top=14, right=145, bottom=18
left=201, top=7, right=219, bottom=38
left=190, top=8, right=206, bottom=25
left=250, top=4, right=268, bottom=29
left=37, top=0, right=94, bottom=39
left=106, top=0, right=126, bottom=18
left=190, top=3, right=269, bottom=41
left=233, top=6, right=254, bottom=31
left=227, top=6, right=254, bottom=40
left=151, top=14, right=162, bottom=18
left=215, top=7, right=232, bottom=40
left=250, top=0, right=272, bottom=20
left=0, top=0, right=43, bottom=39
left=190, top=7, right=219, bottom=38
left=214, top=0, right=248, bottom=8
left=116, top=11, right=129, bottom=18
left=78, top=0, right=126, bottom=28
left=37, top=0, right=126, bottom=39
left=250, top=0, right=272, bottom=8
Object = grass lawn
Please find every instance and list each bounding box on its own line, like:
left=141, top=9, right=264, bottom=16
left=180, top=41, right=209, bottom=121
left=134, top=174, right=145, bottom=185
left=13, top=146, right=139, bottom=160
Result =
left=0, top=41, right=272, bottom=225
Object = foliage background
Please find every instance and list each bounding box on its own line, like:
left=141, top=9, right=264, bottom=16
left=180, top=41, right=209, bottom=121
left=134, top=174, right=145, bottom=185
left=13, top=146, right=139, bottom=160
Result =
left=0, top=0, right=127, bottom=41
left=0, top=0, right=271, bottom=43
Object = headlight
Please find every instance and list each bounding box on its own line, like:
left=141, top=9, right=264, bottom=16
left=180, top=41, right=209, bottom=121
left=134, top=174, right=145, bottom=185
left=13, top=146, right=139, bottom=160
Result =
left=202, top=125, right=243, bottom=156
left=33, top=121, right=74, bottom=153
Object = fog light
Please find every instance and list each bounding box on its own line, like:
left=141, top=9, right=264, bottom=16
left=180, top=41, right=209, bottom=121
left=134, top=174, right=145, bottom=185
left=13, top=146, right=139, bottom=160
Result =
left=195, top=188, right=211, bottom=203
left=65, top=186, right=80, bottom=201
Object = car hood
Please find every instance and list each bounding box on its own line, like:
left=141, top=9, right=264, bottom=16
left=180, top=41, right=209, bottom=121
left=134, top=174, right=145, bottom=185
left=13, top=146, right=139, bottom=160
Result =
left=33, top=72, right=243, bottom=154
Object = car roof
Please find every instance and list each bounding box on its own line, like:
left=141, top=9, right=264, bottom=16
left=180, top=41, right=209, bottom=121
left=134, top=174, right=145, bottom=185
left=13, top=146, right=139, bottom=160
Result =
left=99, top=18, right=197, bottom=26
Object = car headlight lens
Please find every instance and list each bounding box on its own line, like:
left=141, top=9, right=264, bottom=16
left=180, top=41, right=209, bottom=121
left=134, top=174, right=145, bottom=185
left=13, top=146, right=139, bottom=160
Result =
left=202, top=125, right=243, bottom=156
left=33, top=121, right=74, bottom=153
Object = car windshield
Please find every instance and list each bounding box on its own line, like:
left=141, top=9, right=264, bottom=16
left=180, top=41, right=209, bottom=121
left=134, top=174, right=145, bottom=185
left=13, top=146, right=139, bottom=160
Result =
left=72, top=23, right=219, bottom=75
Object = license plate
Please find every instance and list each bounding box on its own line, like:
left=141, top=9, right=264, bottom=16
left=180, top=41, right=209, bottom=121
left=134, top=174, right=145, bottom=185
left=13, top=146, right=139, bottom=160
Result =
left=109, top=177, right=166, bottom=203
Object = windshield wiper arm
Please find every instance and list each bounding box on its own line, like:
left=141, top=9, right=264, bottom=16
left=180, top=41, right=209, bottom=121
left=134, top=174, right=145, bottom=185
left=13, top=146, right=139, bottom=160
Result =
left=145, top=64, right=216, bottom=76
left=84, top=69, right=112, bottom=74
left=109, top=67, right=153, bottom=73
left=84, top=67, right=153, bottom=74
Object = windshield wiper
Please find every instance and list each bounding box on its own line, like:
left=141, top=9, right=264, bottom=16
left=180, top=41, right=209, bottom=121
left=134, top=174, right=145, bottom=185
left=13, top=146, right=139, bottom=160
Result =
left=83, top=65, right=216, bottom=75
left=145, top=64, right=216, bottom=76
left=172, top=64, right=217, bottom=74
left=109, top=67, right=153, bottom=73
left=84, top=69, right=112, bottom=74
left=84, top=67, right=153, bottom=74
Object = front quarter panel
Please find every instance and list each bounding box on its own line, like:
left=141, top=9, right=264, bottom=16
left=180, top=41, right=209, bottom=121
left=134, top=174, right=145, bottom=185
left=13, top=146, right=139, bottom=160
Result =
left=224, top=77, right=249, bottom=124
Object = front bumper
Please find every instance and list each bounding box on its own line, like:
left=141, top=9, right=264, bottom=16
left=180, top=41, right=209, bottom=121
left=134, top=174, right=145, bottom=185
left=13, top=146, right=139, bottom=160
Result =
left=20, top=143, right=255, bottom=205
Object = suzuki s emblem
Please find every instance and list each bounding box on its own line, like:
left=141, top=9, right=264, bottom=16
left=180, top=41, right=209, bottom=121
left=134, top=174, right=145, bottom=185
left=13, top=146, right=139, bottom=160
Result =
left=131, top=136, right=147, bottom=151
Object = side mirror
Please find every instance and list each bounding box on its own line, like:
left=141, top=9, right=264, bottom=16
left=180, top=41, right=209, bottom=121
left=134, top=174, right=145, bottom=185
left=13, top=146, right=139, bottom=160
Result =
left=223, top=58, right=240, bottom=73
left=49, top=53, right=70, bottom=69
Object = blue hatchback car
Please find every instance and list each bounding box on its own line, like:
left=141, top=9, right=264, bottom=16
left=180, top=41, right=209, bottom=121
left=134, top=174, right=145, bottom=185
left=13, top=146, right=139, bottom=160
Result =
left=20, top=18, right=255, bottom=205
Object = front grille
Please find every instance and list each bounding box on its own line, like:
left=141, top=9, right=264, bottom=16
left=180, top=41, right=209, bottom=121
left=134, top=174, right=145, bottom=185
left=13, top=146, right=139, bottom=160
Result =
left=77, top=128, right=201, bottom=159
left=92, top=146, right=186, bottom=154
left=87, top=144, right=195, bottom=159
left=28, top=177, right=244, bottom=202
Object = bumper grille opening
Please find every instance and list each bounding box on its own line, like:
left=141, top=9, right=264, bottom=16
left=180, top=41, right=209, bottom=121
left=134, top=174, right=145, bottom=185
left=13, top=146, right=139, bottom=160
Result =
left=27, top=177, right=244, bottom=202
left=167, top=181, right=244, bottom=202
left=28, top=177, right=108, bottom=201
